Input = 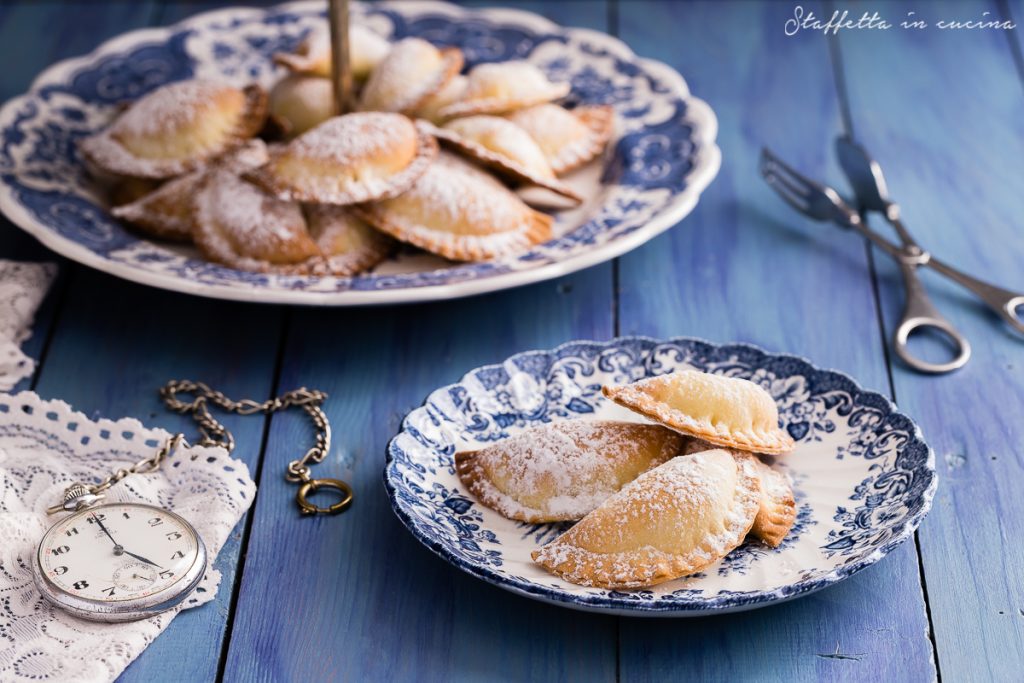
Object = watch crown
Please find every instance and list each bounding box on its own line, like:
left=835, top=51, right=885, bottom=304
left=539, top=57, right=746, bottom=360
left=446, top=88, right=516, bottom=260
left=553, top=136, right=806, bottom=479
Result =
left=46, top=484, right=106, bottom=514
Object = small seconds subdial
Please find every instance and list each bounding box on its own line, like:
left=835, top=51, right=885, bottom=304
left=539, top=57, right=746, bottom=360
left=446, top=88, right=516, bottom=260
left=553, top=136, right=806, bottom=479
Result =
left=38, top=503, right=200, bottom=603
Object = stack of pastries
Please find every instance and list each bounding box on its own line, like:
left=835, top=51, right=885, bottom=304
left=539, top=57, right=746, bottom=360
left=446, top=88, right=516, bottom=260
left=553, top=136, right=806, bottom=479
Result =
left=81, top=23, right=615, bottom=276
left=454, top=370, right=799, bottom=589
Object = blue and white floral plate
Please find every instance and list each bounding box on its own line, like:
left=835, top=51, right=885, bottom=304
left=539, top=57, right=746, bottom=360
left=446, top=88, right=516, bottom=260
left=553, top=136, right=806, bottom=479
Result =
left=384, top=337, right=937, bottom=615
left=0, top=1, right=719, bottom=306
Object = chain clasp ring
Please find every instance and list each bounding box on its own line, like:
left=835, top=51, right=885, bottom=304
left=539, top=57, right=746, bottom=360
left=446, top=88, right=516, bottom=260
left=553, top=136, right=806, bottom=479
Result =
left=295, top=478, right=353, bottom=516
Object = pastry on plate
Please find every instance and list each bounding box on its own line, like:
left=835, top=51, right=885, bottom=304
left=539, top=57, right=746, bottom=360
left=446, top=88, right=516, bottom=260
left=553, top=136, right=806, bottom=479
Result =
left=112, top=139, right=269, bottom=242
left=532, top=449, right=761, bottom=589
left=683, top=439, right=796, bottom=547
left=602, top=370, right=796, bottom=455
left=439, top=61, right=570, bottom=119
left=267, top=74, right=336, bottom=138
left=427, top=116, right=581, bottom=203
left=247, top=112, right=437, bottom=205
left=506, top=104, right=615, bottom=176
left=192, top=160, right=319, bottom=272
left=80, top=80, right=267, bottom=179
left=274, top=24, right=390, bottom=80
left=303, top=204, right=393, bottom=276
left=410, top=75, right=467, bottom=124
left=454, top=420, right=685, bottom=523
left=353, top=152, right=553, bottom=261
left=359, top=37, right=463, bottom=114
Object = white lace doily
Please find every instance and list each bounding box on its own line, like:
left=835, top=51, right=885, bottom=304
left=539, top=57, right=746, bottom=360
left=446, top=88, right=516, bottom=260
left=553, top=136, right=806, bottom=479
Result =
left=0, top=260, right=57, bottom=390
left=0, top=391, right=257, bottom=682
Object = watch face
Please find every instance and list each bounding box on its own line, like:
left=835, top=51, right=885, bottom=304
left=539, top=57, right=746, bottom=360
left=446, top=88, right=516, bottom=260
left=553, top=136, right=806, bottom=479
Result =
left=37, top=503, right=202, bottom=604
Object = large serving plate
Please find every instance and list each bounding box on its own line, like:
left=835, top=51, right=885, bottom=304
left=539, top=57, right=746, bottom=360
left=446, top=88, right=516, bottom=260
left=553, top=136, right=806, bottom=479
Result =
left=385, top=337, right=937, bottom=615
left=0, top=0, right=719, bottom=306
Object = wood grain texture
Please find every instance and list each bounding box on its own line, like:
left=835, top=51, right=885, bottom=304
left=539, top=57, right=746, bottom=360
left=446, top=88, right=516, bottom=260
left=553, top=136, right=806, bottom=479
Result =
left=219, top=4, right=618, bottom=681
left=0, top=4, right=283, bottom=681
left=0, top=0, right=160, bottom=393
left=614, top=2, right=936, bottom=681
left=837, top=1, right=1024, bottom=679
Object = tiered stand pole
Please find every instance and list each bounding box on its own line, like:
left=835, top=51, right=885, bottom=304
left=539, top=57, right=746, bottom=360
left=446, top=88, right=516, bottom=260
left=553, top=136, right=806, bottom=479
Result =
left=328, top=0, right=352, bottom=114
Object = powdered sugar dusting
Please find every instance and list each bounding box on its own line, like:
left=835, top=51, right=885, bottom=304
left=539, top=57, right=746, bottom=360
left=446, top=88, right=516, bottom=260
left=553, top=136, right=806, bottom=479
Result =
left=532, top=450, right=761, bottom=588
left=456, top=420, right=684, bottom=522
left=112, top=80, right=230, bottom=140
left=360, top=38, right=453, bottom=113
left=290, top=112, right=415, bottom=165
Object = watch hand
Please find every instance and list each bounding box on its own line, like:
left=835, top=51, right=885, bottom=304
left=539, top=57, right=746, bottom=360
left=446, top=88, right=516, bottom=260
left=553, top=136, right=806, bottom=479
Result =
left=92, top=514, right=120, bottom=548
left=122, top=549, right=162, bottom=569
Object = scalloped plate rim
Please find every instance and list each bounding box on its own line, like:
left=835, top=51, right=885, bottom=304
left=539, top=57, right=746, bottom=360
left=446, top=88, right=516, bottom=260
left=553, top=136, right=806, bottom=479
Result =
left=382, top=335, right=938, bottom=616
left=0, top=0, right=721, bottom=306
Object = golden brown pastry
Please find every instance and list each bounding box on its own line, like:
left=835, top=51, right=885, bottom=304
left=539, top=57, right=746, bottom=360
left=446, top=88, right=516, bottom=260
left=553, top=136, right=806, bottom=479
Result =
left=532, top=449, right=761, bottom=589
left=80, top=80, right=267, bottom=179
left=273, top=24, right=390, bottom=80
left=410, top=75, right=467, bottom=123
left=359, top=37, right=463, bottom=114
left=439, top=61, right=570, bottom=119
left=303, top=204, right=392, bottom=276
left=682, top=439, right=796, bottom=547
left=506, top=104, right=614, bottom=176
left=427, top=116, right=581, bottom=203
left=267, top=74, right=335, bottom=138
left=602, top=371, right=796, bottom=455
left=111, top=140, right=269, bottom=242
left=192, top=161, right=319, bottom=272
left=454, top=420, right=685, bottom=523
left=353, top=152, right=553, bottom=261
left=247, top=112, right=437, bottom=205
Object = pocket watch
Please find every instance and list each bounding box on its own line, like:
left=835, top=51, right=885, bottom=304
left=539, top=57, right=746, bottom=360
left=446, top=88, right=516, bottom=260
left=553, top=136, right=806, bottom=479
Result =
left=33, top=382, right=352, bottom=622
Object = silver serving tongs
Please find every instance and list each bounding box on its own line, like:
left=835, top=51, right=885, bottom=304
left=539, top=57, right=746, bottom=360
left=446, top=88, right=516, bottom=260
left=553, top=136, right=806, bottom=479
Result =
left=760, top=141, right=1024, bottom=374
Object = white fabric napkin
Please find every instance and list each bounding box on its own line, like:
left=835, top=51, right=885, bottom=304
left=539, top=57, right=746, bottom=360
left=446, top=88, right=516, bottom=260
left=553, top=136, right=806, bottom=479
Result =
left=0, top=393, right=256, bottom=681
left=0, top=259, right=57, bottom=390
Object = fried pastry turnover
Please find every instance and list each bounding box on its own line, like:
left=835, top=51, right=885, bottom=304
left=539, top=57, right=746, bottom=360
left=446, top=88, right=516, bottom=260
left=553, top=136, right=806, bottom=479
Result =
left=428, top=116, right=581, bottom=203
left=454, top=420, right=685, bottom=523
left=80, top=80, right=267, bottom=179
left=303, top=204, right=392, bottom=276
left=193, top=161, right=319, bottom=272
left=268, top=74, right=335, bottom=138
left=353, top=152, right=553, bottom=261
left=112, top=140, right=269, bottom=242
left=505, top=104, right=614, bottom=176
left=602, top=371, right=796, bottom=455
left=439, top=61, right=570, bottom=119
left=410, top=75, right=467, bottom=123
left=359, top=37, right=463, bottom=114
left=682, top=439, right=796, bottom=547
left=247, top=112, right=437, bottom=205
left=273, top=24, right=390, bottom=80
left=532, top=449, right=761, bottom=589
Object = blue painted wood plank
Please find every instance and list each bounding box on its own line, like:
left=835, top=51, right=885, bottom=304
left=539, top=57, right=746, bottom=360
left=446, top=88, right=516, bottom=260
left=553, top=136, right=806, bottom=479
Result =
left=615, top=2, right=935, bottom=681
left=0, top=0, right=160, bottom=393
left=0, top=4, right=282, bottom=681
left=221, top=2, right=618, bottom=680
left=837, top=0, right=1024, bottom=679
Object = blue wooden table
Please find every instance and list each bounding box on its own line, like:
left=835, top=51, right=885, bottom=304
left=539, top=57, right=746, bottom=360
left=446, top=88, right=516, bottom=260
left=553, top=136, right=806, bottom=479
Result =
left=2, top=0, right=1023, bottom=680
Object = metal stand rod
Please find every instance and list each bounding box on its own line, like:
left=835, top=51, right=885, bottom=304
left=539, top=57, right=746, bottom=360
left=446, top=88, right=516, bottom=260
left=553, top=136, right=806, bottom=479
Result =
left=328, top=0, right=352, bottom=115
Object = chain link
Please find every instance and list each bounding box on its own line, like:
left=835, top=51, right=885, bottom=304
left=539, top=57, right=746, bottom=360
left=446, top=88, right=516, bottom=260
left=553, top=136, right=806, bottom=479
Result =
left=159, top=379, right=332, bottom=483
left=50, top=381, right=351, bottom=516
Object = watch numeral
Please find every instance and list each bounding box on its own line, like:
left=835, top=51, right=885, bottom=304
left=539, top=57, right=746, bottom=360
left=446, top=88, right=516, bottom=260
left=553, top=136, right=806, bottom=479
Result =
left=148, top=517, right=164, bottom=527
left=72, top=580, right=89, bottom=590
left=122, top=511, right=131, bottom=519
left=52, top=566, right=68, bottom=576
left=86, top=513, right=107, bottom=524
left=158, top=570, right=174, bottom=580
left=165, top=531, right=182, bottom=541
left=171, top=550, right=185, bottom=560
left=103, top=587, right=116, bottom=597
left=65, top=527, right=79, bottom=537
left=50, top=545, right=70, bottom=556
